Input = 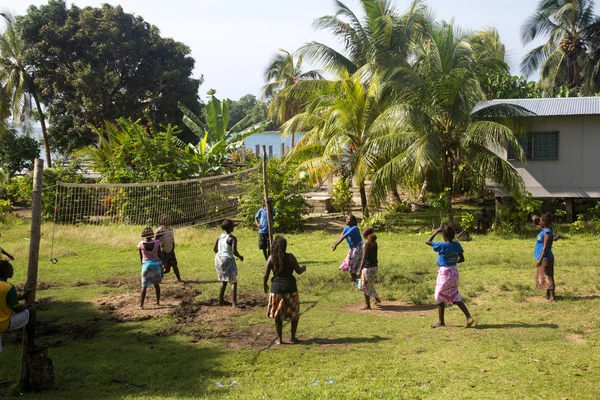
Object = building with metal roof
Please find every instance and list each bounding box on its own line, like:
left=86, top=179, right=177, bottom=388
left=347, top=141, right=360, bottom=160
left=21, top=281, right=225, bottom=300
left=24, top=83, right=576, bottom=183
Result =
left=479, top=97, right=600, bottom=222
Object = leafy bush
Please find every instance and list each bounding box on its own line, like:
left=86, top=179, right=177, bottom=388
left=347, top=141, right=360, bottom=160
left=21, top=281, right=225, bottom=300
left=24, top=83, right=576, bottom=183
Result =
left=237, top=158, right=311, bottom=232
left=570, top=214, right=588, bottom=235
left=460, top=212, right=475, bottom=233
left=495, top=194, right=542, bottom=234
left=386, top=200, right=411, bottom=214
left=331, top=179, right=354, bottom=214
left=0, top=199, right=11, bottom=214
left=359, top=213, right=387, bottom=231
left=553, top=209, right=566, bottom=223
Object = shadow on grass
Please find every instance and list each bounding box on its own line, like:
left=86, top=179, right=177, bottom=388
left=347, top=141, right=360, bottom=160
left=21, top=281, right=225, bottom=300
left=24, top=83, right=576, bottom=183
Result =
left=301, top=335, right=389, bottom=346
left=376, top=304, right=436, bottom=312
left=476, top=323, right=559, bottom=330
left=559, top=295, right=600, bottom=301
left=0, top=299, right=235, bottom=399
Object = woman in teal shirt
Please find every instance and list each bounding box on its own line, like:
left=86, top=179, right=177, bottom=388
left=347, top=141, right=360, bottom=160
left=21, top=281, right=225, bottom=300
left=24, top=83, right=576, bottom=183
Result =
left=533, top=212, right=555, bottom=302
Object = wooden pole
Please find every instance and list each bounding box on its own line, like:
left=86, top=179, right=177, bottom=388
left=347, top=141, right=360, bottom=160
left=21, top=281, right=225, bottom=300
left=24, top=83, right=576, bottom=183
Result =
left=255, top=144, right=260, bottom=157
left=261, top=145, right=273, bottom=253
left=280, top=143, right=285, bottom=158
left=20, top=159, right=43, bottom=391
left=268, top=145, right=273, bottom=158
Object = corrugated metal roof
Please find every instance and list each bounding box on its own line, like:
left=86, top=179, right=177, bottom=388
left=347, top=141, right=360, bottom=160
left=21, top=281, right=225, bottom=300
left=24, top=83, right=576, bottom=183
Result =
left=473, top=97, right=600, bottom=116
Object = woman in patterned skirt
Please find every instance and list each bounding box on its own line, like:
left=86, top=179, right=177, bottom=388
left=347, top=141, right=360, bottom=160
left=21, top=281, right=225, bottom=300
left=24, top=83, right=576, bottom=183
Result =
left=264, top=236, right=306, bottom=345
left=138, top=227, right=163, bottom=309
left=426, top=225, right=474, bottom=328
left=331, top=214, right=363, bottom=285
left=214, top=219, right=244, bottom=307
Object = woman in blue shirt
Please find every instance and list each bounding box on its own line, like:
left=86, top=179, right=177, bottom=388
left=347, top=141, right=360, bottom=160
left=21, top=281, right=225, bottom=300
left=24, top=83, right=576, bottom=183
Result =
left=532, top=213, right=555, bottom=302
left=332, top=215, right=363, bottom=285
left=426, top=225, right=474, bottom=329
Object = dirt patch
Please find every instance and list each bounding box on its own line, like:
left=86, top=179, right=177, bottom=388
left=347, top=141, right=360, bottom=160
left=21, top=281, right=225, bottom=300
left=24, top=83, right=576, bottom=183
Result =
left=14, top=280, right=56, bottom=292
left=98, top=277, right=139, bottom=290
left=3, top=319, right=101, bottom=347
left=305, top=214, right=347, bottom=233
left=343, top=300, right=436, bottom=317
left=93, top=284, right=276, bottom=349
left=564, top=333, right=586, bottom=344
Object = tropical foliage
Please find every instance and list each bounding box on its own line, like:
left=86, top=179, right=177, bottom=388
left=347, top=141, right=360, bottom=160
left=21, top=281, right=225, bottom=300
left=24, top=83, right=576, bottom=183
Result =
left=75, top=118, right=195, bottom=184
left=178, top=90, right=267, bottom=176
left=0, top=12, right=51, bottom=165
left=521, top=0, right=600, bottom=95
left=0, top=128, right=40, bottom=182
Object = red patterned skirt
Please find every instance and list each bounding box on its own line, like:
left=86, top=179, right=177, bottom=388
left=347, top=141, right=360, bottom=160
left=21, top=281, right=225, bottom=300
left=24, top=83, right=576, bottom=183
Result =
left=266, top=292, right=300, bottom=321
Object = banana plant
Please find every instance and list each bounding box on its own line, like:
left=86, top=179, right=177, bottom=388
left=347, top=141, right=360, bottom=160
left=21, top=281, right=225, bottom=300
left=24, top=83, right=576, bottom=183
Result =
left=178, top=90, right=267, bottom=175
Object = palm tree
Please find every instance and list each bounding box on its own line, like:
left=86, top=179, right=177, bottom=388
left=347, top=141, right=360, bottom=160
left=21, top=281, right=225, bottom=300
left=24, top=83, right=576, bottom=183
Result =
left=281, top=69, right=399, bottom=217
left=0, top=12, right=51, bottom=167
left=362, top=21, right=529, bottom=224
left=520, top=0, right=600, bottom=95
left=262, top=49, right=322, bottom=147
left=300, top=0, right=428, bottom=74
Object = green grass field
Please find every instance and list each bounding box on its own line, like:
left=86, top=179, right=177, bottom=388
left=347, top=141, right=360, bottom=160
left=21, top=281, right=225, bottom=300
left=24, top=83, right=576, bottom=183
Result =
left=1, top=214, right=599, bottom=399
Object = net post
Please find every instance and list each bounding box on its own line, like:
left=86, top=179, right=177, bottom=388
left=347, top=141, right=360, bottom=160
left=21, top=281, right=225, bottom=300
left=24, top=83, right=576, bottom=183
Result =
left=261, top=145, right=273, bottom=253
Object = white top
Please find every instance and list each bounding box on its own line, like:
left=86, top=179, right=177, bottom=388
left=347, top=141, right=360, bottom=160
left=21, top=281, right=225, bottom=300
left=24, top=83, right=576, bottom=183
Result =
left=217, top=233, right=234, bottom=259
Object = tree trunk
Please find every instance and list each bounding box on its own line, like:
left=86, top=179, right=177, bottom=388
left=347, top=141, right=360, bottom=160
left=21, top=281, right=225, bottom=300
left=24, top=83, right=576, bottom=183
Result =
left=290, top=132, right=295, bottom=148
left=390, top=187, right=401, bottom=203
left=26, top=79, right=52, bottom=168
left=446, top=188, right=454, bottom=226
left=417, top=178, right=428, bottom=202
left=359, top=180, right=369, bottom=218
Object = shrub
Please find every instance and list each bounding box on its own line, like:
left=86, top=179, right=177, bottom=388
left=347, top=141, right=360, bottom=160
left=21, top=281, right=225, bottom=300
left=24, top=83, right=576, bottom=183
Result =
left=237, top=158, right=312, bottom=232
left=460, top=212, right=475, bottom=233
left=360, top=213, right=387, bottom=231
left=570, top=214, right=587, bottom=235
left=495, top=194, right=542, bottom=234
left=0, top=199, right=11, bottom=214
left=331, top=178, right=354, bottom=214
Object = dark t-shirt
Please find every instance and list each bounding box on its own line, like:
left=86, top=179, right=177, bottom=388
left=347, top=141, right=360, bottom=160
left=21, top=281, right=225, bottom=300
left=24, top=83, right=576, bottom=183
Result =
left=270, top=253, right=299, bottom=294
left=363, top=241, right=378, bottom=268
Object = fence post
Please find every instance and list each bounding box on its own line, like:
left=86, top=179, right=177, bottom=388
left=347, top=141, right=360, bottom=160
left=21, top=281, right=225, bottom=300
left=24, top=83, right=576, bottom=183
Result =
left=280, top=143, right=285, bottom=158
left=255, top=145, right=260, bottom=157
left=268, top=145, right=273, bottom=158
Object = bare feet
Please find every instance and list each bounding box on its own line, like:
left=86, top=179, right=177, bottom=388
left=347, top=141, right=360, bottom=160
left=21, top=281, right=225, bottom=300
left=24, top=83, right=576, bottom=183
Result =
left=290, top=337, right=300, bottom=344
left=219, top=300, right=232, bottom=306
left=139, top=305, right=144, bottom=310
left=374, top=298, right=382, bottom=305
left=465, top=317, right=475, bottom=328
left=275, top=339, right=282, bottom=345
left=360, top=306, right=371, bottom=310
left=430, top=321, right=445, bottom=328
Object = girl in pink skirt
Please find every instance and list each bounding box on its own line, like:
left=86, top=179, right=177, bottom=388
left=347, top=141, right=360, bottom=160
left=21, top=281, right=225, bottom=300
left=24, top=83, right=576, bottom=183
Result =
left=426, top=225, right=474, bottom=328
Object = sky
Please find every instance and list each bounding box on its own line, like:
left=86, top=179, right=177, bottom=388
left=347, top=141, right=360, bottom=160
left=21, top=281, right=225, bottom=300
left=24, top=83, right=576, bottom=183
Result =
left=3, top=0, right=542, bottom=101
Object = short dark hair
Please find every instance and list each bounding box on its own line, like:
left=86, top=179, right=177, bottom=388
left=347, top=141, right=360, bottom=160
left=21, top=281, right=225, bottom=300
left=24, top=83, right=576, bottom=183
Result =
left=541, top=212, right=552, bottom=227
left=0, top=260, right=12, bottom=277
left=221, top=219, right=234, bottom=231
left=362, top=226, right=374, bottom=238
left=442, top=225, right=456, bottom=242
left=141, top=226, right=154, bottom=238
left=159, top=215, right=171, bottom=226
left=348, top=214, right=357, bottom=225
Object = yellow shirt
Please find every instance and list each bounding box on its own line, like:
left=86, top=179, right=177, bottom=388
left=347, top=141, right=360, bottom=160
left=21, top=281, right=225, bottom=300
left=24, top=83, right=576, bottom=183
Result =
left=0, top=281, right=16, bottom=333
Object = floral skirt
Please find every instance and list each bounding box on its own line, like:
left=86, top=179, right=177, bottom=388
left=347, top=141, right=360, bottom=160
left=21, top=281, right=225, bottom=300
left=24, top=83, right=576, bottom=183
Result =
left=536, top=258, right=555, bottom=290
left=141, top=260, right=163, bottom=288
left=215, top=255, right=238, bottom=283
left=266, top=292, right=300, bottom=321
left=339, top=246, right=363, bottom=274
left=361, top=267, right=379, bottom=298
left=434, top=266, right=462, bottom=303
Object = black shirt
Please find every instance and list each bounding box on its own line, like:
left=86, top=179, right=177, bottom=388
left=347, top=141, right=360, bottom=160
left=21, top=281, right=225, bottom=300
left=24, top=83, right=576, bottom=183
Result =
left=269, top=253, right=300, bottom=294
left=363, top=242, right=378, bottom=268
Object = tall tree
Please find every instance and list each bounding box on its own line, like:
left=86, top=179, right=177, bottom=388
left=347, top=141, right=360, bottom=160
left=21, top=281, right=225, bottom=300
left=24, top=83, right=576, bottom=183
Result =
left=263, top=49, right=322, bottom=147
left=17, top=0, right=203, bottom=154
left=299, top=0, right=428, bottom=74
left=364, top=21, right=529, bottom=224
left=0, top=12, right=51, bottom=166
left=521, top=0, right=600, bottom=95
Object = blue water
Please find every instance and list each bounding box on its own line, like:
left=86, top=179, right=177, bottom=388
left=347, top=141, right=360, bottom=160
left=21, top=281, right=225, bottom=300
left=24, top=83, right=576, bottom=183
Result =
left=27, top=127, right=301, bottom=159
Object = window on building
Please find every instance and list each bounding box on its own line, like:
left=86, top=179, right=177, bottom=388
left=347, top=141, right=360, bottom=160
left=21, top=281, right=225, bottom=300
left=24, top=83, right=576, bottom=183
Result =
left=507, top=132, right=558, bottom=160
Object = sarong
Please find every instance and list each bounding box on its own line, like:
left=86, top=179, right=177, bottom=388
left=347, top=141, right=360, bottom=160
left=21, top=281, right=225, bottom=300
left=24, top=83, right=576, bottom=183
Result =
left=434, top=266, right=462, bottom=303
left=215, top=255, right=238, bottom=283
left=266, top=292, right=300, bottom=321
left=536, top=258, right=555, bottom=290
left=361, top=267, right=379, bottom=298
left=141, top=260, right=163, bottom=288
left=339, top=246, right=363, bottom=274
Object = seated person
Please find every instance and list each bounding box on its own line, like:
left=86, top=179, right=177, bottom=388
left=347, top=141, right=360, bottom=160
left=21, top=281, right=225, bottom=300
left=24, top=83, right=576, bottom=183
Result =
left=0, top=260, right=39, bottom=353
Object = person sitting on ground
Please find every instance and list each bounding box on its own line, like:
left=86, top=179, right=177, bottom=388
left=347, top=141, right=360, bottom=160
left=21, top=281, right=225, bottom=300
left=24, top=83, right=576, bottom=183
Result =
left=214, top=219, right=244, bottom=307
left=426, top=225, right=474, bottom=329
left=155, top=215, right=182, bottom=282
left=138, top=227, right=162, bottom=309
left=359, top=227, right=382, bottom=310
left=264, top=236, right=306, bottom=345
left=332, top=214, right=363, bottom=285
left=0, top=260, right=40, bottom=353
left=256, top=198, right=275, bottom=261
